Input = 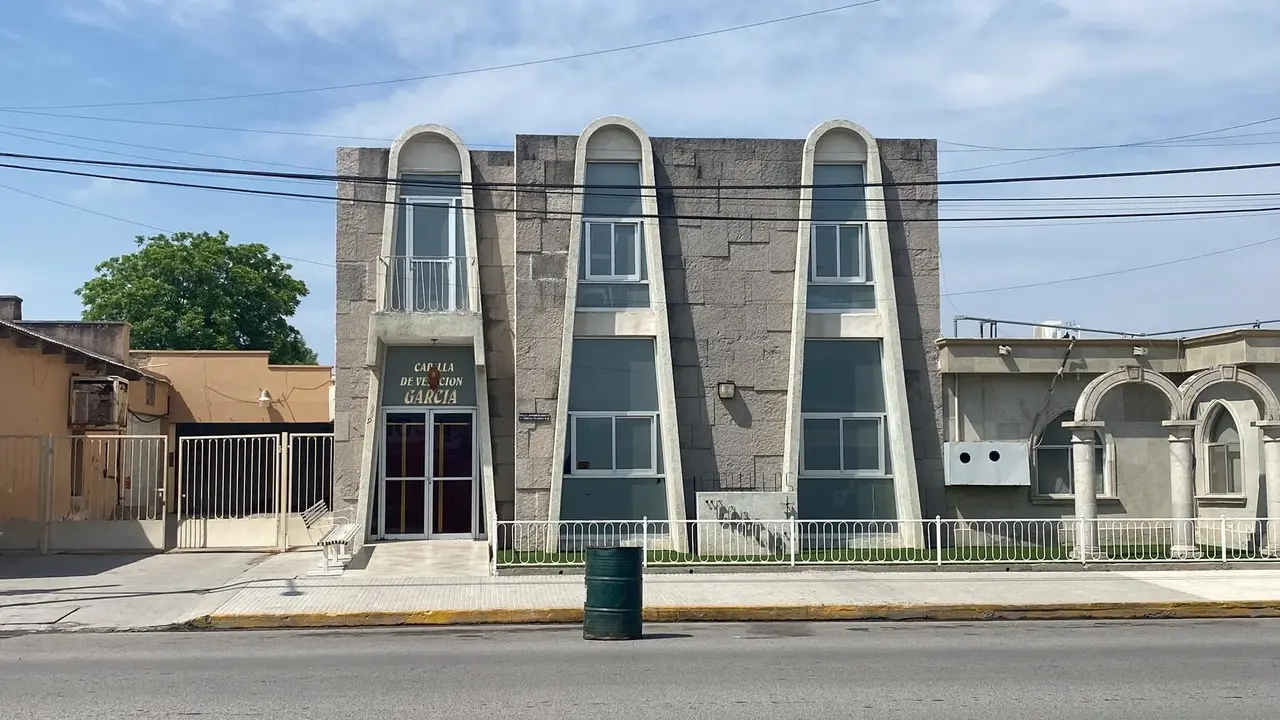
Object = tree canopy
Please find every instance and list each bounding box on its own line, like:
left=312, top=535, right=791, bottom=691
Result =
left=78, top=231, right=318, bottom=365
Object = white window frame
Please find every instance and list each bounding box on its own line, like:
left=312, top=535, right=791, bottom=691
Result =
left=799, top=412, right=887, bottom=477
left=400, top=196, right=462, bottom=311
left=1031, top=413, right=1113, bottom=499
left=568, top=411, right=659, bottom=477
left=582, top=219, right=644, bottom=283
left=808, top=222, right=869, bottom=285
left=1204, top=408, right=1244, bottom=497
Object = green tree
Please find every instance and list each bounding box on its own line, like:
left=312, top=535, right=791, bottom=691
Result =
left=78, top=231, right=318, bottom=364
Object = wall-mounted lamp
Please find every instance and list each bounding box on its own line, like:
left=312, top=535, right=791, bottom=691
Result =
left=257, top=389, right=273, bottom=409
left=997, top=345, right=1012, bottom=357
left=716, top=381, right=737, bottom=400
left=1132, top=346, right=1149, bottom=357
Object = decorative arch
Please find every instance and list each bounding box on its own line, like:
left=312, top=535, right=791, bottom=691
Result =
left=1073, top=365, right=1185, bottom=422
left=1192, top=398, right=1255, bottom=498
left=547, top=115, right=687, bottom=551
left=1179, top=365, right=1280, bottom=422
left=376, top=123, right=480, bottom=311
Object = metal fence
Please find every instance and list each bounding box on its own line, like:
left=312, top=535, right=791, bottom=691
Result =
left=494, top=516, right=1280, bottom=569
left=175, top=432, right=336, bottom=549
left=383, top=255, right=474, bottom=312
left=0, top=434, right=168, bottom=551
left=690, top=471, right=792, bottom=493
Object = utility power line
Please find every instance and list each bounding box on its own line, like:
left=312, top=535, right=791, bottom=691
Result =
left=0, top=1, right=885, bottom=111
left=7, top=159, right=1280, bottom=226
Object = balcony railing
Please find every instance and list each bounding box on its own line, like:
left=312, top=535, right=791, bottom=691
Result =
left=383, top=255, right=474, bottom=312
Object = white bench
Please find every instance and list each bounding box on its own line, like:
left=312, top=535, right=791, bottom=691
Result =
left=301, top=501, right=361, bottom=576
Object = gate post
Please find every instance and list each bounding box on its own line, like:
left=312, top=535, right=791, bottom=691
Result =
left=277, top=433, right=292, bottom=550
left=37, top=434, right=53, bottom=555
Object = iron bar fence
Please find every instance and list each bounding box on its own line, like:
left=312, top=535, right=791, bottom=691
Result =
left=494, top=516, right=1280, bottom=569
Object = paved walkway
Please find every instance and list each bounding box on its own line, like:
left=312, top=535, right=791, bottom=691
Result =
left=7, top=548, right=1280, bottom=631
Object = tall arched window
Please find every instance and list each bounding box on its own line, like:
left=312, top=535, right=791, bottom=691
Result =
left=1034, top=410, right=1107, bottom=497
left=1205, top=408, right=1243, bottom=495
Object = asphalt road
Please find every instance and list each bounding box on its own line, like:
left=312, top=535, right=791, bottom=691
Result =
left=3, top=620, right=1279, bottom=719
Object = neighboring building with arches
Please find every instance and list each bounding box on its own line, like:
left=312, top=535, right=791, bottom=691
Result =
left=939, top=329, right=1280, bottom=540
left=333, top=118, right=943, bottom=561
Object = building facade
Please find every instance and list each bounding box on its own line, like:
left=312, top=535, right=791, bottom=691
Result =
left=333, top=116, right=943, bottom=552
left=939, top=329, right=1280, bottom=555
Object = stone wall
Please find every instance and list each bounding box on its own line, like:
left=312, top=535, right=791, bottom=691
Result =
left=654, top=137, right=802, bottom=496
left=333, top=147, right=388, bottom=515
left=512, top=135, right=578, bottom=521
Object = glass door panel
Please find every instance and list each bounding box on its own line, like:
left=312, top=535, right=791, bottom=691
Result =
left=382, top=412, right=428, bottom=537
left=430, top=412, right=474, bottom=537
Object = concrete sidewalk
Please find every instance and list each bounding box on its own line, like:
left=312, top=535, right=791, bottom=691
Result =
left=7, top=549, right=1280, bottom=631
left=193, top=551, right=1280, bottom=628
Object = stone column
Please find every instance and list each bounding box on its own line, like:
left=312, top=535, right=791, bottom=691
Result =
left=1163, top=420, right=1200, bottom=559
left=1255, top=422, right=1280, bottom=556
left=1063, top=420, right=1105, bottom=560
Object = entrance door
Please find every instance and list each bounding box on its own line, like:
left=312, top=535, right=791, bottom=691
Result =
left=382, top=413, right=428, bottom=538
left=430, top=411, right=475, bottom=538
left=379, top=409, right=476, bottom=539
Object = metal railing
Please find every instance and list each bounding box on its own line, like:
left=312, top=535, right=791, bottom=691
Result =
left=494, top=517, right=1280, bottom=568
left=53, top=435, right=168, bottom=522
left=691, top=470, right=792, bottom=493
left=383, top=255, right=474, bottom=312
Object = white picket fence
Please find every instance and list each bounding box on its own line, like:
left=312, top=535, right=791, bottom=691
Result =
left=494, top=516, right=1280, bottom=569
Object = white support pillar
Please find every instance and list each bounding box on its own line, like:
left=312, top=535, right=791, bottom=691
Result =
left=1256, top=421, right=1280, bottom=556
left=1063, top=420, right=1105, bottom=560
left=1163, top=420, right=1200, bottom=559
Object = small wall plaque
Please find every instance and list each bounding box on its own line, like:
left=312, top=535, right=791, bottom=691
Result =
left=518, top=412, right=552, bottom=423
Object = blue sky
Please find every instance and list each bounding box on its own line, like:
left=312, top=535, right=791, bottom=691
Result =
left=2, top=0, right=1280, bottom=365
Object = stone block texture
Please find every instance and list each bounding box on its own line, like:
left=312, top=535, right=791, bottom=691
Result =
left=654, top=137, right=803, bottom=495
left=880, top=139, right=944, bottom=518
left=513, top=135, right=577, bottom=521
left=333, top=147, right=389, bottom=514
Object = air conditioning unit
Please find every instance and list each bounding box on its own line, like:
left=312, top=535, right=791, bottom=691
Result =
left=1032, top=320, right=1077, bottom=339
left=69, top=376, right=129, bottom=429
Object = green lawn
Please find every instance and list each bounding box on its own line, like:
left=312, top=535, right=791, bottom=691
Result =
left=497, top=543, right=1264, bottom=566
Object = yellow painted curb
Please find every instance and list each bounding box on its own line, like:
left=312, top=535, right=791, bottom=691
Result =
left=190, top=600, right=1280, bottom=630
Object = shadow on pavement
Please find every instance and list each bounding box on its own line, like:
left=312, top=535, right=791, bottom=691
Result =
left=0, top=553, right=151, bottom=580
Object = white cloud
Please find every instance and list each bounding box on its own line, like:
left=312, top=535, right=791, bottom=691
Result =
left=50, top=0, right=1280, bottom=343
left=67, top=177, right=147, bottom=204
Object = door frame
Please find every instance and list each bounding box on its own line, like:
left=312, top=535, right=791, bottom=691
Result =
left=377, top=406, right=479, bottom=540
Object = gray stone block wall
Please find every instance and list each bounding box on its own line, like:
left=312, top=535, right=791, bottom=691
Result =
left=880, top=139, right=944, bottom=518
left=512, top=135, right=578, bottom=521
left=333, top=147, right=389, bottom=515
left=471, top=150, right=517, bottom=520
left=654, top=137, right=803, bottom=496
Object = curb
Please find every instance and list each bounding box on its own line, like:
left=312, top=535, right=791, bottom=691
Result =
left=189, top=600, right=1280, bottom=630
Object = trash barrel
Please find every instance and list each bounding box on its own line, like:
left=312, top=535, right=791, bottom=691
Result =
left=583, top=545, right=643, bottom=640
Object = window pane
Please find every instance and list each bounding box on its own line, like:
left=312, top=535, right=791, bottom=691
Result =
left=1039, top=411, right=1075, bottom=446
left=841, top=418, right=882, bottom=472
left=1035, top=447, right=1072, bottom=495
left=587, top=223, right=613, bottom=277
left=614, top=417, right=653, bottom=471
left=797, top=478, right=896, bottom=521
left=574, top=417, right=613, bottom=471
left=568, top=339, right=659, bottom=412
left=1209, top=410, right=1240, bottom=444
left=400, top=173, right=462, bottom=197
left=613, top=223, right=638, bottom=277
left=584, top=162, right=642, bottom=217
left=1208, top=444, right=1242, bottom=495
left=812, top=164, right=866, bottom=223
left=812, top=225, right=839, bottom=278
left=806, top=284, right=876, bottom=310
left=410, top=203, right=450, bottom=257
left=803, top=418, right=841, bottom=471
left=577, top=283, right=651, bottom=309
left=838, top=225, right=862, bottom=279
left=801, top=340, right=885, bottom=413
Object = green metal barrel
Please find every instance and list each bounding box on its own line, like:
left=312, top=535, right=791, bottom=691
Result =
left=582, top=545, right=644, bottom=640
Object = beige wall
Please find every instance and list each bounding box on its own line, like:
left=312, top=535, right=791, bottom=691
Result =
left=132, top=350, right=332, bottom=424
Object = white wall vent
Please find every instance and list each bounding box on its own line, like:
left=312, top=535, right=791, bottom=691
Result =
left=944, top=441, right=1031, bottom=486
left=69, top=376, right=129, bottom=429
